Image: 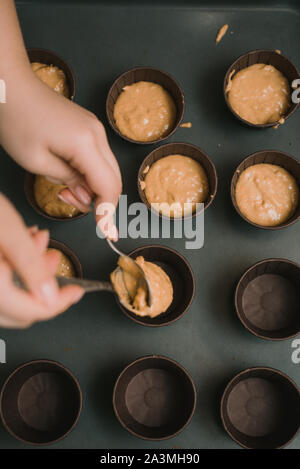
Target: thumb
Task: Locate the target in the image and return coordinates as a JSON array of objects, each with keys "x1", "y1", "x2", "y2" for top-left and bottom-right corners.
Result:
[{"x1": 0, "y1": 194, "x2": 59, "y2": 306}]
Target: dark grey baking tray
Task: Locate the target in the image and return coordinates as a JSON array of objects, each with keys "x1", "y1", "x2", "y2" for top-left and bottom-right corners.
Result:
[{"x1": 0, "y1": 0, "x2": 299, "y2": 449}]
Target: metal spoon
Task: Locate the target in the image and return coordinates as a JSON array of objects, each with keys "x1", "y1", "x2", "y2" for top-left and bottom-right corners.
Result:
[
  {"x1": 13, "y1": 273, "x2": 114, "y2": 293},
  {"x1": 106, "y1": 239, "x2": 153, "y2": 307},
  {"x1": 13, "y1": 246, "x2": 153, "y2": 314}
]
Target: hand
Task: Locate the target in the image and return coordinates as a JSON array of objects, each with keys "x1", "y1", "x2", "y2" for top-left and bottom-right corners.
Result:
[
  {"x1": 0, "y1": 193, "x2": 84, "y2": 328},
  {"x1": 0, "y1": 64, "x2": 122, "y2": 240}
]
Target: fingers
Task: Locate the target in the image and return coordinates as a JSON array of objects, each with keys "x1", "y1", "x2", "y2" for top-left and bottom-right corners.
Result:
[
  {"x1": 0, "y1": 258, "x2": 84, "y2": 327},
  {"x1": 45, "y1": 249, "x2": 61, "y2": 275},
  {"x1": 94, "y1": 123, "x2": 122, "y2": 186},
  {"x1": 95, "y1": 195, "x2": 119, "y2": 241},
  {"x1": 58, "y1": 187, "x2": 92, "y2": 213},
  {"x1": 40, "y1": 153, "x2": 93, "y2": 211},
  {"x1": 31, "y1": 229, "x2": 49, "y2": 253},
  {"x1": 0, "y1": 194, "x2": 58, "y2": 306}
]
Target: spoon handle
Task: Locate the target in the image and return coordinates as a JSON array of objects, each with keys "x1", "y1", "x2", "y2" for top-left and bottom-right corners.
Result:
[
  {"x1": 13, "y1": 273, "x2": 114, "y2": 294},
  {"x1": 56, "y1": 276, "x2": 114, "y2": 293},
  {"x1": 106, "y1": 238, "x2": 124, "y2": 257}
]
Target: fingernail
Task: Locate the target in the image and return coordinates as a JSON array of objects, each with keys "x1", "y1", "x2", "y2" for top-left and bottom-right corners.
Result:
[
  {"x1": 73, "y1": 185, "x2": 92, "y2": 206},
  {"x1": 35, "y1": 279, "x2": 58, "y2": 305},
  {"x1": 29, "y1": 225, "x2": 39, "y2": 234},
  {"x1": 57, "y1": 193, "x2": 70, "y2": 205},
  {"x1": 73, "y1": 288, "x2": 84, "y2": 304}
]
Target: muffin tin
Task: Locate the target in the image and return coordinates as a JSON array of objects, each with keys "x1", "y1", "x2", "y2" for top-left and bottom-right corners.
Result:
[{"x1": 0, "y1": 0, "x2": 299, "y2": 449}]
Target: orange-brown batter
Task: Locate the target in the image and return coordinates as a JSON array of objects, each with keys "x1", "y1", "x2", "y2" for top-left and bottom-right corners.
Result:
[
  {"x1": 34, "y1": 175, "x2": 80, "y2": 218},
  {"x1": 111, "y1": 255, "x2": 173, "y2": 318},
  {"x1": 235, "y1": 163, "x2": 299, "y2": 226},
  {"x1": 142, "y1": 154, "x2": 209, "y2": 217},
  {"x1": 226, "y1": 64, "x2": 290, "y2": 124},
  {"x1": 31, "y1": 62, "x2": 69, "y2": 97},
  {"x1": 216, "y1": 24, "x2": 229, "y2": 43},
  {"x1": 47, "y1": 248, "x2": 76, "y2": 277},
  {"x1": 113, "y1": 81, "x2": 176, "y2": 141}
]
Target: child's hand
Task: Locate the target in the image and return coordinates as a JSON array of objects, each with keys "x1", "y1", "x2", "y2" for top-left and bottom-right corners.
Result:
[
  {"x1": 0, "y1": 66, "x2": 122, "y2": 240},
  {"x1": 0, "y1": 194, "x2": 84, "y2": 328}
]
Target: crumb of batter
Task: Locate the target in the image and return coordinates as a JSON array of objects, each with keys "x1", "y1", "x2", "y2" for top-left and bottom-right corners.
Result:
[
  {"x1": 143, "y1": 165, "x2": 150, "y2": 174},
  {"x1": 235, "y1": 163, "x2": 299, "y2": 226},
  {"x1": 31, "y1": 62, "x2": 69, "y2": 97},
  {"x1": 140, "y1": 180, "x2": 146, "y2": 190},
  {"x1": 113, "y1": 81, "x2": 176, "y2": 142},
  {"x1": 180, "y1": 122, "x2": 192, "y2": 128},
  {"x1": 216, "y1": 24, "x2": 229, "y2": 43}
]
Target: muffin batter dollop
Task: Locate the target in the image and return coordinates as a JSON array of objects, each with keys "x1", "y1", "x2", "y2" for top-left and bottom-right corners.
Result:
[
  {"x1": 111, "y1": 256, "x2": 173, "y2": 318},
  {"x1": 34, "y1": 175, "x2": 80, "y2": 218},
  {"x1": 47, "y1": 248, "x2": 76, "y2": 277},
  {"x1": 227, "y1": 63, "x2": 290, "y2": 125},
  {"x1": 143, "y1": 154, "x2": 209, "y2": 217},
  {"x1": 113, "y1": 81, "x2": 176, "y2": 141},
  {"x1": 235, "y1": 163, "x2": 299, "y2": 226},
  {"x1": 31, "y1": 62, "x2": 69, "y2": 97}
]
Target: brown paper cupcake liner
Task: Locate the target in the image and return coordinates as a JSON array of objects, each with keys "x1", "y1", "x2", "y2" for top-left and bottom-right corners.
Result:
[
  {"x1": 24, "y1": 172, "x2": 88, "y2": 222},
  {"x1": 235, "y1": 258, "x2": 300, "y2": 340},
  {"x1": 49, "y1": 238, "x2": 83, "y2": 279},
  {"x1": 27, "y1": 48, "x2": 76, "y2": 100},
  {"x1": 113, "y1": 355, "x2": 196, "y2": 440},
  {"x1": 221, "y1": 367, "x2": 300, "y2": 449},
  {"x1": 0, "y1": 359, "x2": 82, "y2": 445},
  {"x1": 138, "y1": 142, "x2": 218, "y2": 218},
  {"x1": 231, "y1": 150, "x2": 300, "y2": 229},
  {"x1": 115, "y1": 244, "x2": 195, "y2": 327},
  {"x1": 224, "y1": 49, "x2": 300, "y2": 128},
  {"x1": 106, "y1": 67, "x2": 185, "y2": 144}
]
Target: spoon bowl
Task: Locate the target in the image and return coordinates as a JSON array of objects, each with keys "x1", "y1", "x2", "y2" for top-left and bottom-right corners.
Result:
[{"x1": 106, "y1": 239, "x2": 153, "y2": 307}]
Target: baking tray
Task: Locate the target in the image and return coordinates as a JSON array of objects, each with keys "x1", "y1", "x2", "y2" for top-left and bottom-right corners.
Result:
[{"x1": 0, "y1": 0, "x2": 299, "y2": 449}]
